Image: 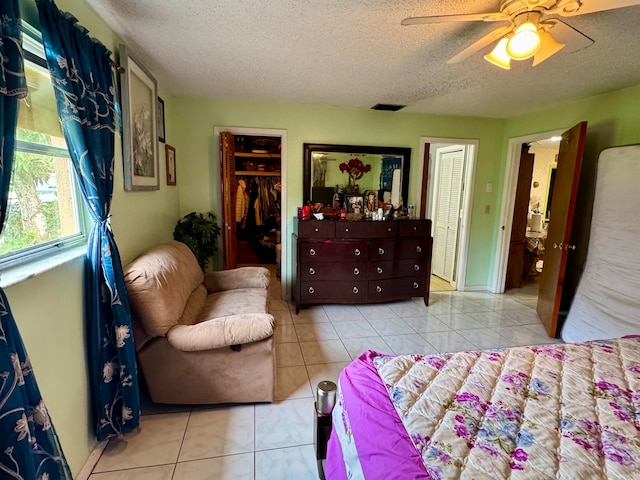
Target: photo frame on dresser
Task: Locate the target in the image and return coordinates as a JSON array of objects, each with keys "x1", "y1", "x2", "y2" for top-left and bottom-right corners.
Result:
[
  {"x1": 363, "y1": 190, "x2": 378, "y2": 216},
  {"x1": 346, "y1": 194, "x2": 363, "y2": 215}
]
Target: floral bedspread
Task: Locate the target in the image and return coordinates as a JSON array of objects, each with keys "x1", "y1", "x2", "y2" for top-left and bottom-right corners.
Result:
[{"x1": 373, "y1": 337, "x2": 640, "y2": 479}]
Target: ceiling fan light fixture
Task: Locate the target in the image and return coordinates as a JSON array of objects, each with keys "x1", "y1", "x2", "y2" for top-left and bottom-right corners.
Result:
[
  {"x1": 506, "y1": 22, "x2": 541, "y2": 60},
  {"x1": 532, "y1": 30, "x2": 565, "y2": 66},
  {"x1": 484, "y1": 37, "x2": 511, "y2": 70}
]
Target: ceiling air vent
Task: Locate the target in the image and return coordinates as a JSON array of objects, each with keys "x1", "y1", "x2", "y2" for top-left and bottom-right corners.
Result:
[{"x1": 371, "y1": 103, "x2": 406, "y2": 111}]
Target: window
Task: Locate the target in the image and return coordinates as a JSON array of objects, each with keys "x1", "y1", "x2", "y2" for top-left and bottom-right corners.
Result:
[{"x1": 0, "y1": 25, "x2": 86, "y2": 268}]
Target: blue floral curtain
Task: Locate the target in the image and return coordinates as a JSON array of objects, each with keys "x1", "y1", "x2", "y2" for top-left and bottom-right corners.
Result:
[
  {"x1": 36, "y1": 0, "x2": 140, "y2": 441},
  {"x1": 0, "y1": 1, "x2": 73, "y2": 478}
]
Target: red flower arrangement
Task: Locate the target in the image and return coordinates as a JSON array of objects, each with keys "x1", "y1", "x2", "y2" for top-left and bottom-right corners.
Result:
[{"x1": 339, "y1": 158, "x2": 372, "y2": 185}]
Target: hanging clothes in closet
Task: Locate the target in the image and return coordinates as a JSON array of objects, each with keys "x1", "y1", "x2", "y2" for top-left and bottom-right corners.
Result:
[{"x1": 235, "y1": 176, "x2": 280, "y2": 234}]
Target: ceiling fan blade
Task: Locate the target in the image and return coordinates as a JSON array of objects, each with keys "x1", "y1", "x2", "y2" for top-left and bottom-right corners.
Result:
[
  {"x1": 446, "y1": 25, "x2": 514, "y2": 64},
  {"x1": 548, "y1": 0, "x2": 640, "y2": 16},
  {"x1": 543, "y1": 19, "x2": 594, "y2": 54},
  {"x1": 401, "y1": 11, "x2": 508, "y2": 26}
]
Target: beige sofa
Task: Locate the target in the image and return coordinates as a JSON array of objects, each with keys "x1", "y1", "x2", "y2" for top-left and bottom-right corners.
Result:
[{"x1": 124, "y1": 240, "x2": 276, "y2": 404}]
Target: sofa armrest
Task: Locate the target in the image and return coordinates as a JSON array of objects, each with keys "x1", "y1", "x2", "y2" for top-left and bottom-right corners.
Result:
[
  {"x1": 166, "y1": 313, "x2": 275, "y2": 351},
  {"x1": 204, "y1": 266, "x2": 270, "y2": 293}
]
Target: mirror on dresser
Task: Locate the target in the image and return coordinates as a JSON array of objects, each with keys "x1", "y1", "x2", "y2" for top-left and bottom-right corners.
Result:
[{"x1": 303, "y1": 143, "x2": 411, "y2": 208}]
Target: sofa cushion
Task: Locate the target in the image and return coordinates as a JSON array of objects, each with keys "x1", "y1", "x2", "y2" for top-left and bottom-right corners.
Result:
[
  {"x1": 124, "y1": 241, "x2": 204, "y2": 337},
  {"x1": 204, "y1": 266, "x2": 270, "y2": 292},
  {"x1": 201, "y1": 287, "x2": 269, "y2": 318},
  {"x1": 166, "y1": 313, "x2": 275, "y2": 351}
]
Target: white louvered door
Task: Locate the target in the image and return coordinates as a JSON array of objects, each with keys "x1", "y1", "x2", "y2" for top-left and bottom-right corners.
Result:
[{"x1": 432, "y1": 147, "x2": 464, "y2": 282}]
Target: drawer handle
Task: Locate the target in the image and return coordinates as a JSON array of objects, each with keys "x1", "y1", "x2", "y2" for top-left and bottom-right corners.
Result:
[
  {"x1": 416, "y1": 246, "x2": 422, "y2": 253},
  {"x1": 345, "y1": 228, "x2": 349, "y2": 232},
  {"x1": 354, "y1": 248, "x2": 361, "y2": 256},
  {"x1": 378, "y1": 247, "x2": 385, "y2": 255},
  {"x1": 377, "y1": 266, "x2": 383, "y2": 274},
  {"x1": 353, "y1": 267, "x2": 360, "y2": 275},
  {"x1": 314, "y1": 227, "x2": 319, "y2": 232},
  {"x1": 387, "y1": 227, "x2": 392, "y2": 232},
  {"x1": 376, "y1": 285, "x2": 382, "y2": 293},
  {"x1": 414, "y1": 264, "x2": 420, "y2": 271},
  {"x1": 352, "y1": 286, "x2": 359, "y2": 294},
  {"x1": 413, "y1": 226, "x2": 417, "y2": 231},
  {"x1": 309, "y1": 267, "x2": 316, "y2": 275},
  {"x1": 309, "y1": 286, "x2": 315, "y2": 294},
  {"x1": 413, "y1": 282, "x2": 419, "y2": 289},
  {"x1": 309, "y1": 248, "x2": 316, "y2": 256}
]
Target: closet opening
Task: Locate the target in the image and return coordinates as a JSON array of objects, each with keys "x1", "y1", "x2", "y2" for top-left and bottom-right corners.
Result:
[{"x1": 217, "y1": 127, "x2": 288, "y2": 300}]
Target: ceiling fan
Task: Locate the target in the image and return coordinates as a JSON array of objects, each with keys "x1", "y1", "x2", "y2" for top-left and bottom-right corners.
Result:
[{"x1": 402, "y1": 0, "x2": 640, "y2": 69}]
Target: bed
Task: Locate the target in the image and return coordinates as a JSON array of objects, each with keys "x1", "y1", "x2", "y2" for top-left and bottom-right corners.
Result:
[{"x1": 325, "y1": 339, "x2": 640, "y2": 479}]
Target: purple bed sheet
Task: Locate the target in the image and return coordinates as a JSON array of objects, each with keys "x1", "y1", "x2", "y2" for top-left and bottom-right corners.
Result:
[{"x1": 325, "y1": 350, "x2": 428, "y2": 479}]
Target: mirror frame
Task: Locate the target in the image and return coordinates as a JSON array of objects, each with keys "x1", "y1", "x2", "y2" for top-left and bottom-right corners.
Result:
[{"x1": 302, "y1": 143, "x2": 411, "y2": 206}]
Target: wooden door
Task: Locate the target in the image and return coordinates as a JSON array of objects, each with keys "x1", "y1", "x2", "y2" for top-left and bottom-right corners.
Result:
[
  {"x1": 537, "y1": 122, "x2": 587, "y2": 337},
  {"x1": 419, "y1": 143, "x2": 430, "y2": 219},
  {"x1": 505, "y1": 147, "x2": 535, "y2": 289},
  {"x1": 220, "y1": 131, "x2": 237, "y2": 269},
  {"x1": 432, "y1": 147, "x2": 464, "y2": 281}
]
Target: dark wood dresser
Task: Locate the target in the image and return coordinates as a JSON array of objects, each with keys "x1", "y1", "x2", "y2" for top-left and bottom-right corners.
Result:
[{"x1": 293, "y1": 218, "x2": 432, "y2": 313}]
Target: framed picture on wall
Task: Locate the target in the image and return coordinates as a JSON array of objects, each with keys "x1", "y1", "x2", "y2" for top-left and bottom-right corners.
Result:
[
  {"x1": 157, "y1": 96, "x2": 166, "y2": 143},
  {"x1": 120, "y1": 44, "x2": 159, "y2": 191},
  {"x1": 166, "y1": 144, "x2": 176, "y2": 186}
]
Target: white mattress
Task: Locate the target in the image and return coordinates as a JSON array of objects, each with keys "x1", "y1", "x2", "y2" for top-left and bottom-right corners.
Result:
[{"x1": 562, "y1": 145, "x2": 640, "y2": 342}]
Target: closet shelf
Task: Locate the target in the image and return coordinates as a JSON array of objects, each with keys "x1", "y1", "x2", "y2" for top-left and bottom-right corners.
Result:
[
  {"x1": 235, "y1": 171, "x2": 281, "y2": 177},
  {"x1": 235, "y1": 152, "x2": 281, "y2": 159}
]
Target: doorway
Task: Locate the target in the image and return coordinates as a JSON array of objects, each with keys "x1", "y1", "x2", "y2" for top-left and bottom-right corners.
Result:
[
  {"x1": 419, "y1": 138, "x2": 477, "y2": 292},
  {"x1": 494, "y1": 122, "x2": 588, "y2": 339},
  {"x1": 504, "y1": 140, "x2": 560, "y2": 291},
  {"x1": 493, "y1": 129, "x2": 565, "y2": 294},
  {"x1": 214, "y1": 127, "x2": 288, "y2": 300}
]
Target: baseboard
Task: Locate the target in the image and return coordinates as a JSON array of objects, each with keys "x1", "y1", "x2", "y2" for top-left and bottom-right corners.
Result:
[
  {"x1": 458, "y1": 285, "x2": 491, "y2": 292},
  {"x1": 74, "y1": 439, "x2": 108, "y2": 480}
]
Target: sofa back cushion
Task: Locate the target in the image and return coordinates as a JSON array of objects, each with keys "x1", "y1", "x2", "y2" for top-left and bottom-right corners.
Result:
[{"x1": 124, "y1": 241, "x2": 204, "y2": 337}]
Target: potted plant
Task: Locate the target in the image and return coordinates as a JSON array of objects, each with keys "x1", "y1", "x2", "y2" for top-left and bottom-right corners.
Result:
[{"x1": 173, "y1": 212, "x2": 221, "y2": 271}]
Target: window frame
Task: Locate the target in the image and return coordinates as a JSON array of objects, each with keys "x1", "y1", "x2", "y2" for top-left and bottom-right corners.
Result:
[{"x1": 0, "y1": 22, "x2": 89, "y2": 271}]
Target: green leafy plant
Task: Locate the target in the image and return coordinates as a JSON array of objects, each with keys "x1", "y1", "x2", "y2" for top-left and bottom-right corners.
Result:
[{"x1": 173, "y1": 212, "x2": 221, "y2": 271}]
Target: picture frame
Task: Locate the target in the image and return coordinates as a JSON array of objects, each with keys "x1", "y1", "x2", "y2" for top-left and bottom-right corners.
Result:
[
  {"x1": 120, "y1": 44, "x2": 159, "y2": 191},
  {"x1": 346, "y1": 194, "x2": 364, "y2": 215},
  {"x1": 157, "y1": 96, "x2": 166, "y2": 143},
  {"x1": 363, "y1": 190, "x2": 378, "y2": 216},
  {"x1": 166, "y1": 144, "x2": 176, "y2": 186}
]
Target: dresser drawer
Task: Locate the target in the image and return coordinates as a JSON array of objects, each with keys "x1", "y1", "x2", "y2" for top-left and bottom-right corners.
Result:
[
  {"x1": 335, "y1": 221, "x2": 397, "y2": 239},
  {"x1": 300, "y1": 261, "x2": 368, "y2": 281},
  {"x1": 367, "y1": 276, "x2": 426, "y2": 301},
  {"x1": 368, "y1": 238, "x2": 428, "y2": 261},
  {"x1": 299, "y1": 241, "x2": 368, "y2": 263},
  {"x1": 368, "y1": 260, "x2": 427, "y2": 279},
  {"x1": 398, "y1": 220, "x2": 431, "y2": 237},
  {"x1": 300, "y1": 281, "x2": 368, "y2": 303},
  {"x1": 296, "y1": 220, "x2": 336, "y2": 238}
]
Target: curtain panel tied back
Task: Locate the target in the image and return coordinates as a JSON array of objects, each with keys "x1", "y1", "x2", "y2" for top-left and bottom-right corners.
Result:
[
  {"x1": 36, "y1": 0, "x2": 140, "y2": 441},
  {"x1": 0, "y1": 1, "x2": 72, "y2": 478}
]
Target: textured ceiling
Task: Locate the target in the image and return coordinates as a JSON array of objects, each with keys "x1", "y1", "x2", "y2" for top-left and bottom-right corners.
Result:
[{"x1": 84, "y1": 0, "x2": 640, "y2": 118}]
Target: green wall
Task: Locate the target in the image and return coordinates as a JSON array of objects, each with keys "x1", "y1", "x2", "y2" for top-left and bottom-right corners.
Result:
[{"x1": 172, "y1": 98, "x2": 506, "y2": 292}]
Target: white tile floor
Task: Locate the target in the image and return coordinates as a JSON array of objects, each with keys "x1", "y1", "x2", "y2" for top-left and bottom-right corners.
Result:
[{"x1": 88, "y1": 277, "x2": 560, "y2": 479}]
